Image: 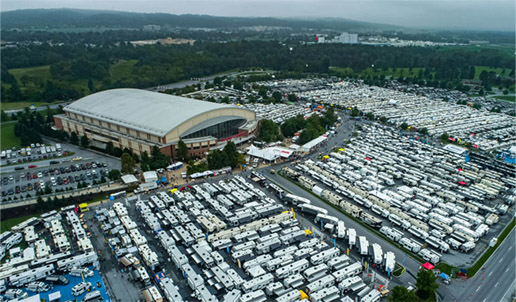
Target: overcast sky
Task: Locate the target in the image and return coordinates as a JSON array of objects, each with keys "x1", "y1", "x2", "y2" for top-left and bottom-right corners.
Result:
[{"x1": 2, "y1": 0, "x2": 515, "y2": 31}]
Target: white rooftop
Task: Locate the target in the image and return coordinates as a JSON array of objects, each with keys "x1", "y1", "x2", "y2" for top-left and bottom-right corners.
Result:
[{"x1": 64, "y1": 88, "x2": 239, "y2": 137}]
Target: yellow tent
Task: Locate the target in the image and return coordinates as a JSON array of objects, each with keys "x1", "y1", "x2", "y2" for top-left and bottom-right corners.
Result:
[
  {"x1": 338, "y1": 148, "x2": 345, "y2": 152},
  {"x1": 304, "y1": 229, "x2": 313, "y2": 236},
  {"x1": 237, "y1": 103, "x2": 241, "y2": 106},
  {"x1": 169, "y1": 188, "x2": 178, "y2": 194}
]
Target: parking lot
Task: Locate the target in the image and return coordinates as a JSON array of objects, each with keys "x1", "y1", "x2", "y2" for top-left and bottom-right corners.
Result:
[
  {"x1": 283, "y1": 122, "x2": 514, "y2": 267},
  {"x1": 1, "y1": 141, "x2": 121, "y2": 202},
  {"x1": 87, "y1": 173, "x2": 401, "y2": 302}
]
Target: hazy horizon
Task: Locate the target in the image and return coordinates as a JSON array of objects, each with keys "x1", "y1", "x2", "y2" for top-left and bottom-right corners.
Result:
[{"x1": 2, "y1": 0, "x2": 515, "y2": 32}]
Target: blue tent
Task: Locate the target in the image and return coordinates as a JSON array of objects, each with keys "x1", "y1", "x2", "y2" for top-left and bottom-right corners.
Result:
[{"x1": 440, "y1": 272, "x2": 450, "y2": 280}]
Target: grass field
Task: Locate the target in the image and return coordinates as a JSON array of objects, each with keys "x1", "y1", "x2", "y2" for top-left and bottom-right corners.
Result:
[
  {"x1": 10, "y1": 65, "x2": 52, "y2": 89},
  {"x1": 0, "y1": 214, "x2": 40, "y2": 233},
  {"x1": 493, "y1": 95, "x2": 516, "y2": 102},
  {"x1": 110, "y1": 59, "x2": 138, "y2": 82},
  {"x1": 474, "y1": 66, "x2": 512, "y2": 79},
  {"x1": 1, "y1": 123, "x2": 20, "y2": 149}
]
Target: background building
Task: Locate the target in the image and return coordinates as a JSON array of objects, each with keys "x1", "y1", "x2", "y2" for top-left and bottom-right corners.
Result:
[
  {"x1": 333, "y1": 32, "x2": 358, "y2": 44},
  {"x1": 54, "y1": 89, "x2": 257, "y2": 158}
]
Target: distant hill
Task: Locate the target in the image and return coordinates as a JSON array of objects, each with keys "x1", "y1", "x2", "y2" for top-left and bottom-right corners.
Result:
[{"x1": 0, "y1": 8, "x2": 404, "y2": 32}]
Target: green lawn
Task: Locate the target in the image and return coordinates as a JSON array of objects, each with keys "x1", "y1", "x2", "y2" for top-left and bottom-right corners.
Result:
[
  {"x1": 1, "y1": 123, "x2": 20, "y2": 149},
  {"x1": 110, "y1": 59, "x2": 138, "y2": 82},
  {"x1": 493, "y1": 95, "x2": 516, "y2": 102},
  {"x1": 0, "y1": 214, "x2": 40, "y2": 233},
  {"x1": 10, "y1": 65, "x2": 52, "y2": 90},
  {"x1": 474, "y1": 66, "x2": 511, "y2": 79}
]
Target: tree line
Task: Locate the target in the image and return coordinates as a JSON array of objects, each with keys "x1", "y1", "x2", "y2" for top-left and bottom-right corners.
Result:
[{"x1": 2, "y1": 40, "x2": 514, "y2": 103}]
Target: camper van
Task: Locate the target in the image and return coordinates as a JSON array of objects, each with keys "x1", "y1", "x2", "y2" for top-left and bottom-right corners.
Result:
[
  {"x1": 72, "y1": 282, "x2": 92, "y2": 296},
  {"x1": 82, "y1": 290, "x2": 102, "y2": 301}
]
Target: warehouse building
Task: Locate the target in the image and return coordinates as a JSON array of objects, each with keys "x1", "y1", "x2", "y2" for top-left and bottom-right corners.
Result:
[{"x1": 54, "y1": 89, "x2": 257, "y2": 157}]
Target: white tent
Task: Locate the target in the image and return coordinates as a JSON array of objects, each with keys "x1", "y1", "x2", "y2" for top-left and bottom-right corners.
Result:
[
  {"x1": 121, "y1": 174, "x2": 139, "y2": 184},
  {"x1": 300, "y1": 135, "x2": 327, "y2": 152},
  {"x1": 143, "y1": 171, "x2": 158, "y2": 183},
  {"x1": 247, "y1": 145, "x2": 278, "y2": 161}
]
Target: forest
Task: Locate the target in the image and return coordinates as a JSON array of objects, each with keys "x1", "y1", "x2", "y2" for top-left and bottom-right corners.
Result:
[{"x1": 2, "y1": 39, "x2": 514, "y2": 103}]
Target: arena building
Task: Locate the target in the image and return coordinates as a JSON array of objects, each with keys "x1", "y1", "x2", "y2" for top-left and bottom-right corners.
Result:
[{"x1": 54, "y1": 89, "x2": 257, "y2": 158}]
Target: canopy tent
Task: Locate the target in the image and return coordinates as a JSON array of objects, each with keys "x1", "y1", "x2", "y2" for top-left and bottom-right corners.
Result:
[
  {"x1": 300, "y1": 135, "x2": 327, "y2": 152},
  {"x1": 121, "y1": 174, "x2": 139, "y2": 184},
  {"x1": 246, "y1": 145, "x2": 295, "y2": 162},
  {"x1": 422, "y1": 262, "x2": 434, "y2": 270},
  {"x1": 443, "y1": 144, "x2": 467, "y2": 155},
  {"x1": 440, "y1": 272, "x2": 450, "y2": 280}
]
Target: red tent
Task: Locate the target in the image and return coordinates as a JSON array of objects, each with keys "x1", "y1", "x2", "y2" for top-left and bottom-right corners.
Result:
[
  {"x1": 364, "y1": 157, "x2": 371, "y2": 161},
  {"x1": 458, "y1": 181, "x2": 466, "y2": 186},
  {"x1": 422, "y1": 262, "x2": 434, "y2": 270}
]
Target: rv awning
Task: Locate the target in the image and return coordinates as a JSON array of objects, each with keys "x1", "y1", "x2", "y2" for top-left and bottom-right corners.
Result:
[
  {"x1": 49, "y1": 291, "x2": 62, "y2": 301},
  {"x1": 422, "y1": 262, "x2": 434, "y2": 270}
]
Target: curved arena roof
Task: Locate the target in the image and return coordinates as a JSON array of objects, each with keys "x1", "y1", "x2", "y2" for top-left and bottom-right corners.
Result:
[{"x1": 64, "y1": 88, "x2": 253, "y2": 137}]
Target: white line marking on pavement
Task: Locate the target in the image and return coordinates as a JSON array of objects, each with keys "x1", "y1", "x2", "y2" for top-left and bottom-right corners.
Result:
[
  {"x1": 509, "y1": 246, "x2": 513, "y2": 251},
  {"x1": 495, "y1": 282, "x2": 499, "y2": 288},
  {"x1": 488, "y1": 272, "x2": 493, "y2": 276},
  {"x1": 499, "y1": 257, "x2": 503, "y2": 263},
  {"x1": 506, "y1": 268, "x2": 510, "y2": 273},
  {"x1": 482, "y1": 299, "x2": 486, "y2": 302},
  {"x1": 476, "y1": 287, "x2": 480, "y2": 292}
]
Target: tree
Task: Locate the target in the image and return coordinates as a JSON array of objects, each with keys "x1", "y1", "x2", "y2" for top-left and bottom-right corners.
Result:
[
  {"x1": 36, "y1": 196, "x2": 45, "y2": 211},
  {"x1": 80, "y1": 135, "x2": 89, "y2": 148},
  {"x1": 379, "y1": 116, "x2": 387, "y2": 124},
  {"x1": 419, "y1": 128, "x2": 429, "y2": 135},
  {"x1": 389, "y1": 286, "x2": 418, "y2": 302},
  {"x1": 70, "y1": 131, "x2": 79, "y2": 145},
  {"x1": 272, "y1": 91, "x2": 283, "y2": 102},
  {"x1": 108, "y1": 169, "x2": 121, "y2": 181},
  {"x1": 105, "y1": 141, "x2": 114, "y2": 155},
  {"x1": 150, "y1": 145, "x2": 168, "y2": 170},
  {"x1": 416, "y1": 268, "x2": 439, "y2": 299},
  {"x1": 258, "y1": 119, "x2": 281, "y2": 143},
  {"x1": 400, "y1": 123, "x2": 409, "y2": 131},
  {"x1": 287, "y1": 94, "x2": 297, "y2": 102},
  {"x1": 121, "y1": 153, "x2": 136, "y2": 174},
  {"x1": 177, "y1": 140, "x2": 189, "y2": 162},
  {"x1": 88, "y1": 79, "x2": 94, "y2": 92},
  {"x1": 350, "y1": 107, "x2": 360, "y2": 117}
]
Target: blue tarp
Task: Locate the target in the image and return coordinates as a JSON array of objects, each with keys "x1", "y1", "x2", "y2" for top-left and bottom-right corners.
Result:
[
  {"x1": 27, "y1": 267, "x2": 110, "y2": 302},
  {"x1": 440, "y1": 272, "x2": 450, "y2": 279}
]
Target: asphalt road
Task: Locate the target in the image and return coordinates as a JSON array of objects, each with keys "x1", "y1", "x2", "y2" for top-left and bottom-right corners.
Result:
[
  {"x1": 4, "y1": 102, "x2": 68, "y2": 116},
  {"x1": 256, "y1": 113, "x2": 514, "y2": 301},
  {"x1": 439, "y1": 228, "x2": 516, "y2": 302}
]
